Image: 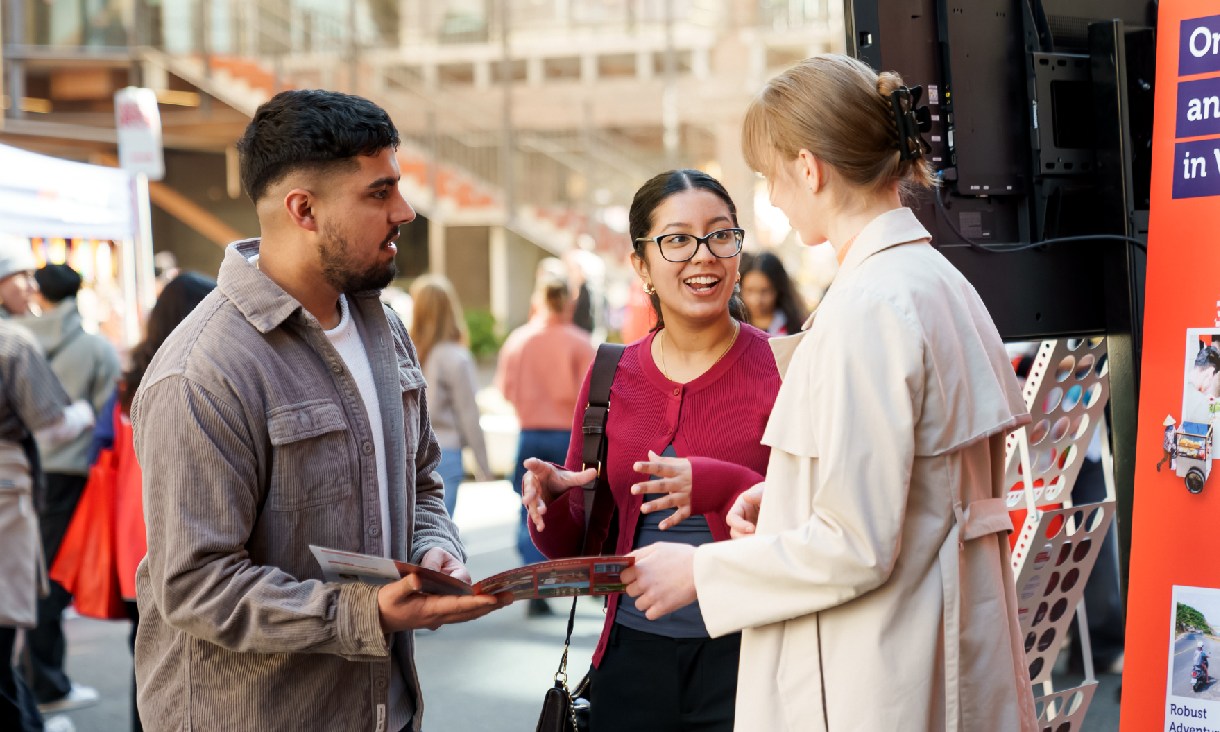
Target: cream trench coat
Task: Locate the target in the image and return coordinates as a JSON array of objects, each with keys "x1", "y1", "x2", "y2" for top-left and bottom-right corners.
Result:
[{"x1": 695, "y1": 208, "x2": 1038, "y2": 732}]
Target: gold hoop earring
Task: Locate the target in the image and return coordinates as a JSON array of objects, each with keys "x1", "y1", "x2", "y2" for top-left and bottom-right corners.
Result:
[{"x1": 643, "y1": 282, "x2": 656, "y2": 295}]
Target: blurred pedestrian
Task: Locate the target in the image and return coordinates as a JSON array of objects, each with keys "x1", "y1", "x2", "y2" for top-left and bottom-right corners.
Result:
[
  {"x1": 521, "y1": 169, "x2": 781, "y2": 731},
  {"x1": 739, "y1": 250, "x2": 806, "y2": 336},
  {"x1": 14, "y1": 264, "x2": 119, "y2": 715},
  {"x1": 0, "y1": 318, "x2": 93, "y2": 732},
  {"x1": 151, "y1": 251, "x2": 179, "y2": 298},
  {"x1": 85, "y1": 271, "x2": 216, "y2": 732},
  {"x1": 0, "y1": 236, "x2": 39, "y2": 318},
  {"x1": 131, "y1": 89, "x2": 509, "y2": 732},
  {"x1": 618, "y1": 271, "x2": 657, "y2": 344},
  {"x1": 623, "y1": 55, "x2": 1038, "y2": 730},
  {"x1": 495, "y1": 269, "x2": 595, "y2": 617},
  {"x1": 408, "y1": 274, "x2": 491, "y2": 517}
]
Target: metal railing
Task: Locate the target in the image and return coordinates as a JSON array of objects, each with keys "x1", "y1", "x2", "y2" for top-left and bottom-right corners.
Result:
[
  {"x1": 5, "y1": 0, "x2": 828, "y2": 220},
  {"x1": 401, "y1": 0, "x2": 724, "y2": 45}
]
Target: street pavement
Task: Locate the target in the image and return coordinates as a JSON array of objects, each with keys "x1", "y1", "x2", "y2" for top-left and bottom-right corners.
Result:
[{"x1": 47, "y1": 478, "x2": 1124, "y2": 731}]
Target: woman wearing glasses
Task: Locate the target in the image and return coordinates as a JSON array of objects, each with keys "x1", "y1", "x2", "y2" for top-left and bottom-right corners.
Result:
[
  {"x1": 622, "y1": 56, "x2": 1038, "y2": 731},
  {"x1": 521, "y1": 169, "x2": 781, "y2": 731}
]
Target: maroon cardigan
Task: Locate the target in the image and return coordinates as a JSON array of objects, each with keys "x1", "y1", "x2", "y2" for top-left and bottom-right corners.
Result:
[{"x1": 529, "y1": 323, "x2": 781, "y2": 665}]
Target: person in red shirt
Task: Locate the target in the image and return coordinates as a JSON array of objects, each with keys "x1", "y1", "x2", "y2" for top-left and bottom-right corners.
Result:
[
  {"x1": 519, "y1": 169, "x2": 781, "y2": 731},
  {"x1": 495, "y1": 268, "x2": 595, "y2": 616}
]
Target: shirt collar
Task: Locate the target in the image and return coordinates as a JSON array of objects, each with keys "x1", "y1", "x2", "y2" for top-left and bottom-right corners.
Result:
[{"x1": 218, "y1": 239, "x2": 307, "y2": 334}]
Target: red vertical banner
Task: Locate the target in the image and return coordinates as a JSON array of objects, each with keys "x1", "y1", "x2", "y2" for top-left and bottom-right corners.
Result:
[{"x1": 1123, "y1": 2, "x2": 1220, "y2": 728}]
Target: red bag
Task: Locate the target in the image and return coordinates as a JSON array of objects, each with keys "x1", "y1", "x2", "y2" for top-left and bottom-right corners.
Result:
[{"x1": 49, "y1": 439, "x2": 126, "y2": 620}]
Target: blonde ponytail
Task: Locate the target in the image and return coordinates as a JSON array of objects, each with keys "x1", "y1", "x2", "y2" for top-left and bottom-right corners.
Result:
[{"x1": 742, "y1": 54, "x2": 935, "y2": 197}]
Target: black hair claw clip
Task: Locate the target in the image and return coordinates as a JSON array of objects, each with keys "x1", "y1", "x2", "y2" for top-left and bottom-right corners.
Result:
[{"x1": 890, "y1": 85, "x2": 932, "y2": 161}]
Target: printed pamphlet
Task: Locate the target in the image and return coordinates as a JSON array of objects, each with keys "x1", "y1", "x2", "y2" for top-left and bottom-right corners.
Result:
[{"x1": 309, "y1": 545, "x2": 633, "y2": 600}]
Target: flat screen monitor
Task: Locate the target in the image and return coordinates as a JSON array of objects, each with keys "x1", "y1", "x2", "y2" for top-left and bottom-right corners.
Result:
[{"x1": 845, "y1": 0, "x2": 1155, "y2": 339}]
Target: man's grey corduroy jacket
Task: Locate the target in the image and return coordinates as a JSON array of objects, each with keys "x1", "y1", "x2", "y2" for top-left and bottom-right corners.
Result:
[{"x1": 132, "y1": 240, "x2": 464, "y2": 732}]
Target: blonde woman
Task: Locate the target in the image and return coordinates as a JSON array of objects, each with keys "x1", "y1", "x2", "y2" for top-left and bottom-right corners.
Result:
[
  {"x1": 409, "y1": 275, "x2": 492, "y2": 516},
  {"x1": 623, "y1": 55, "x2": 1038, "y2": 730}
]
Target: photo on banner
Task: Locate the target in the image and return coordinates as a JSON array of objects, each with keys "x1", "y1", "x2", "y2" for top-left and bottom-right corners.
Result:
[{"x1": 1166, "y1": 586, "x2": 1220, "y2": 704}]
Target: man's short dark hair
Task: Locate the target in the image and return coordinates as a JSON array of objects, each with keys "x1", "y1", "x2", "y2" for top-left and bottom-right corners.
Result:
[{"x1": 236, "y1": 89, "x2": 400, "y2": 203}]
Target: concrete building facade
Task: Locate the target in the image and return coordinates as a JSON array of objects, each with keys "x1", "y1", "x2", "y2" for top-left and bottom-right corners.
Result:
[{"x1": 1, "y1": 0, "x2": 842, "y2": 336}]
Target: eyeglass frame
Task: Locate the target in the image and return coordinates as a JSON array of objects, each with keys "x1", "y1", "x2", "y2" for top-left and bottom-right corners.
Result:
[{"x1": 633, "y1": 227, "x2": 746, "y2": 263}]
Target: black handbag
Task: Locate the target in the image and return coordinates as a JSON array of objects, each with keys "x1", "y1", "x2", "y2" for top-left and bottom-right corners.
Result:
[
  {"x1": 535, "y1": 599, "x2": 592, "y2": 732},
  {"x1": 535, "y1": 343, "x2": 624, "y2": 732}
]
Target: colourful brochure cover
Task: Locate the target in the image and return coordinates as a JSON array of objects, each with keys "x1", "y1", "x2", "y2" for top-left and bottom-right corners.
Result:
[{"x1": 309, "y1": 545, "x2": 633, "y2": 600}]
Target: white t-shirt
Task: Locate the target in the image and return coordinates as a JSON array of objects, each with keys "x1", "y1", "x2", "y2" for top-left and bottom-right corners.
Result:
[{"x1": 323, "y1": 295, "x2": 409, "y2": 731}]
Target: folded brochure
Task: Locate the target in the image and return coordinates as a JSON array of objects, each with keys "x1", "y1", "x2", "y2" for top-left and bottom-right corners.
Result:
[{"x1": 309, "y1": 545, "x2": 634, "y2": 600}]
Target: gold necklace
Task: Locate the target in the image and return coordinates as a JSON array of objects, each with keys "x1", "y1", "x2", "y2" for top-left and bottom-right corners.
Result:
[{"x1": 659, "y1": 321, "x2": 741, "y2": 382}]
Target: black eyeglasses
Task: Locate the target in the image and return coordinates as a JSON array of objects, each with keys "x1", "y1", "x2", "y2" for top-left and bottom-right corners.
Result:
[{"x1": 634, "y1": 228, "x2": 745, "y2": 263}]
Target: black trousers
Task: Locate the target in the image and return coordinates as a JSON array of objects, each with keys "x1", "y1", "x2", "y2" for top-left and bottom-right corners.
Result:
[
  {"x1": 21, "y1": 473, "x2": 87, "y2": 704},
  {"x1": 1, "y1": 627, "x2": 44, "y2": 732},
  {"x1": 589, "y1": 624, "x2": 740, "y2": 732}
]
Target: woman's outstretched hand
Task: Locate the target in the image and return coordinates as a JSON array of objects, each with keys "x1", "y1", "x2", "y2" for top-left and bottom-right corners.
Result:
[
  {"x1": 521, "y1": 457, "x2": 597, "y2": 532},
  {"x1": 632, "y1": 451, "x2": 694, "y2": 530}
]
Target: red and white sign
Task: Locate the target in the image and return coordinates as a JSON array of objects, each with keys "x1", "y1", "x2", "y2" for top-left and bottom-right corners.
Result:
[
  {"x1": 114, "y1": 87, "x2": 164, "y2": 180},
  {"x1": 1122, "y1": 2, "x2": 1220, "y2": 728}
]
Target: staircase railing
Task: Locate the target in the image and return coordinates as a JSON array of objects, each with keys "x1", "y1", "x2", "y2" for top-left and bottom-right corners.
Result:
[{"x1": 142, "y1": 0, "x2": 670, "y2": 220}]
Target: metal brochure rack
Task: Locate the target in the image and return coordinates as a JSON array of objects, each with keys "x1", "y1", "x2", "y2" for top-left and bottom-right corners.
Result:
[{"x1": 1004, "y1": 338, "x2": 1116, "y2": 729}]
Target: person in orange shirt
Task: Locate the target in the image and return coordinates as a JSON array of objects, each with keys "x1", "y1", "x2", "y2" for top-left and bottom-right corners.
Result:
[{"x1": 494, "y1": 271, "x2": 595, "y2": 616}]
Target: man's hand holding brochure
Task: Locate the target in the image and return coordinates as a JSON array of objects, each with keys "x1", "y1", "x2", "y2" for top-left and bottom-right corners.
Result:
[{"x1": 310, "y1": 545, "x2": 634, "y2": 601}]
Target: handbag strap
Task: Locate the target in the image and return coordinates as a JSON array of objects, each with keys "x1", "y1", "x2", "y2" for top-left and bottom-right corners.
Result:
[
  {"x1": 558, "y1": 343, "x2": 625, "y2": 673},
  {"x1": 581, "y1": 343, "x2": 626, "y2": 470},
  {"x1": 580, "y1": 343, "x2": 625, "y2": 549}
]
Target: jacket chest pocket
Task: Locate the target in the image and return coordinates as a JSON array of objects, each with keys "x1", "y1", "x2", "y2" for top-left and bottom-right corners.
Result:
[
  {"x1": 399, "y1": 364, "x2": 425, "y2": 458},
  {"x1": 266, "y1": 400, "x2": 353, "y2": 511}
]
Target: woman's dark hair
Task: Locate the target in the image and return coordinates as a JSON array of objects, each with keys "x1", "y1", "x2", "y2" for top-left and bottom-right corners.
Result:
[
  {"x1": 120, "y1": 271, "x2": 217, "y2": 412},
  {"x1": 237, "y1": 89, "x2": 400, "y2": 203},
  {"x1": 628, "y1": 169, "x2": 746, "y2": 330},
  {"x1": 740, "y1": 251, "x2": 807, "y2": 331}
]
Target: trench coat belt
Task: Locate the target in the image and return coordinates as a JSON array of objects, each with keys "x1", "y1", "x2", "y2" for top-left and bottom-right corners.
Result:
[{"x1": 939, "y1": 497, "x2": 1012, "y2": 732}]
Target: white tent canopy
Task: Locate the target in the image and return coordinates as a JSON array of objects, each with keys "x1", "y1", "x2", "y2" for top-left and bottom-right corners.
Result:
[{"x1": 0, "y1": 142, "x2": 135, "y2": 240}]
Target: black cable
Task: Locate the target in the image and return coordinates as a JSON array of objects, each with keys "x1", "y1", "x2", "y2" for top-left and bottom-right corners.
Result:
[
  {"x1": 933, "y1": 181, "x2": 989, "y2": 253},
  {"x1": 964, "y1": 234, "x2": 1148, "y2": 253},
  {"x1": 933, "y1": 179, "x2": 1148, "y2": 254}
]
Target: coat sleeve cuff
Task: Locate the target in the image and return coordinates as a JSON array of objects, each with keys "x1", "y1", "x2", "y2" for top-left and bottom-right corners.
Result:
[{"x1": 334, "y1": 582, "x2": 391, "y2": 660}]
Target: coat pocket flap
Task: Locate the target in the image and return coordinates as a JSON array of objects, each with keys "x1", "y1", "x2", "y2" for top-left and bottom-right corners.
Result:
[{"x1": 268, "y1": 401, "x2": 348, "y2": 446}]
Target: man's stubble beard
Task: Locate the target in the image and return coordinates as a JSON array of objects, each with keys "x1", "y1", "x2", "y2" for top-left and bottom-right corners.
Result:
[{"x1": 318, "y1": 225, "x2": 397, "y2": 294}]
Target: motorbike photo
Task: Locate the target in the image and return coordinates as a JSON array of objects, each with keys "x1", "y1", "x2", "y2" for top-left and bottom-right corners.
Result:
[{"x1": 1192, "y1": 652, "x2": 1210, "y2": 692}]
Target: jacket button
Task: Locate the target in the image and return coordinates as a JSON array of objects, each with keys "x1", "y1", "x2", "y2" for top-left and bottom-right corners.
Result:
[
  {"x1": 368, "y1": 525, "x2": 381, "y2": 538},
  {"x1": 362, "y1": 442, "x2": 374, "y2": 455},
  {"x1": 331, "y1": 363, "x2": 343, "y2": 373},
  {"x1": 374, "y1": 677, "x2": 387, "y2": 692},
  {"x1": 672, "y1": 388, "x2": 680, "y2": 396}
]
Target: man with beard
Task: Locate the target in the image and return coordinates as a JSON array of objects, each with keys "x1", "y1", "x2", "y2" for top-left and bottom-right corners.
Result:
[{"x1": 130, "y1": 90, "x2": 511, "y2": 732}]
